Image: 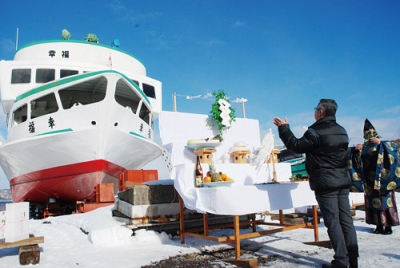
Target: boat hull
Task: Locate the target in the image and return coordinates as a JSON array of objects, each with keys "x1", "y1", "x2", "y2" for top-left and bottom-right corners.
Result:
[
  {"x1": 0, "y1": 126, "x2": 161, "y2": 202},
  {"x1": 10, "y1": 159, "x2": 123, "y2": 203}
]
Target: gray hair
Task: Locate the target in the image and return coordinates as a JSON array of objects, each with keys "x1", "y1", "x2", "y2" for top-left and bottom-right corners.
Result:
[{"x1": 317, "y1": 99, "x2": 337, "y2": 116}]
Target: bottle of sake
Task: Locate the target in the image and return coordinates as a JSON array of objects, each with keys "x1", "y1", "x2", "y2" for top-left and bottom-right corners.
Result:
[{"x1": 195, "y1": 156, "x2": 203, "y2": 187}]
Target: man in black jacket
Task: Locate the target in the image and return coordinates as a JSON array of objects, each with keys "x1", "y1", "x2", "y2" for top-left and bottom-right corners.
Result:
[{"x1": 273, "y1": 99, "x2": 358, "y2": 268}]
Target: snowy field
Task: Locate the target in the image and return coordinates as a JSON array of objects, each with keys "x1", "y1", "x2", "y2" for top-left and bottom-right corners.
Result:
[{"x1": 0, "y1": 196, "x2": 399, "y2": 268}]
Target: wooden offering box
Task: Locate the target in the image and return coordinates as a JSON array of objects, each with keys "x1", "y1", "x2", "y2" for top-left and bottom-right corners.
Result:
[
  {"x1": 194, "y1": 148, "x2": 216, "y2": 164},
  {"x1": 230, "y1": 150, "x2": 251, "y2": 164}
]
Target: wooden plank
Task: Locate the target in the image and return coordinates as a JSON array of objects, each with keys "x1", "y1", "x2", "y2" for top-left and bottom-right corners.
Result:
[
  {"x1": 0, "y1": 236, "x2": 44, "y2": 250},
  {"x1": 225, "y1": 258, "x2": 258, "y2": 268},
  {"x1": 185, "y1": 232, "x2": 225, "y2": 242},
  {"x1": 226, "y1": 223, "x2": 309, "y2": 241},
  {"x1": 124, "y1": 180, "x2": 144, "y2": 187}
]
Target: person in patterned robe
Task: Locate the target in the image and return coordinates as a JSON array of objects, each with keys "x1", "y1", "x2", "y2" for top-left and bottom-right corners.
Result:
[{"x1": 348, "y1": 119, "x2": 400, "y2": 234}]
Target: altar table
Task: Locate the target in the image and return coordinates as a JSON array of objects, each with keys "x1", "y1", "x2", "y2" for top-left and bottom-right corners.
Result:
[
  {"x1": 159, "y1": 111, "x2": 322, "y2": 262},
  {"x1": 177, "y1": 188, "x2": 320, "y2": 262},
  {"x1": 173, "y1": 164, "x2": 321, "y2": 262}
]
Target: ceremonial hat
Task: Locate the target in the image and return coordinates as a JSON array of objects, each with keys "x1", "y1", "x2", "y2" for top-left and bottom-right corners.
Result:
[{"x1": 363, "y1": 118, "x2": 375, "y2": 131}]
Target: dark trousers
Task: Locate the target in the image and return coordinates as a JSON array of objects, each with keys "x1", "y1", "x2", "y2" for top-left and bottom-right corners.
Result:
[{"x1": 315, "y1": 188, "x2": 359, "y2": 266}]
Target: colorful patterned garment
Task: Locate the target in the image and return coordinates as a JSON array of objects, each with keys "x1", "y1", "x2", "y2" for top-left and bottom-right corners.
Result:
[{"x1": 348, "y1": 141, "x2": 400, "y2": 227}]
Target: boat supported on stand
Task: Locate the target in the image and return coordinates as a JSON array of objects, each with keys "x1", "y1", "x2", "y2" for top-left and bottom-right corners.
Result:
[{"x1": 0, "y1": 35, "x2": 163, "y2": 217}]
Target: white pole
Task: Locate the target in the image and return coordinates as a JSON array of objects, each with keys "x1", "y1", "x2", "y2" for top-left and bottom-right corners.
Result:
[
  {"x1": 15, "y1": 28, "x2": 19, "y2": 51},
  {"x1": 173, "y1": 93, "x2": 177, "y2": 112}
]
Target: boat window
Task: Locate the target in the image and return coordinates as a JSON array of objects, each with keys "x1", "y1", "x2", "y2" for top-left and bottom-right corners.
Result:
[
  {"x1": 59, "y1": 76, "x2": 107, "y2": 109},
  {"x1": 139, "y1": 103, "x2": 151, "y2": 124},
  {"x1": 36, "y1": 69, "x2": 55, "y2": 83},
  {"x1": 31, "y1": 93, "x2": 59, "y2": 119},
  {"x1": 12, "y1": 104, "x2": 28, "y2": 126},
  {"x1": 131, "y1": 80, "x2": 139, "y2": 86},
  {"x1": 115, "y1": 79, "x2": 141, "y2": 114},
  {"x1": 11, "y1": 69, "x2": 31, "y2": 84},
  {"x1": 60, "y1": 69, "x2": 79, "y2": 78},
  {"x1": 143, "y1": 83, "x2": 156, "y2": 98}
]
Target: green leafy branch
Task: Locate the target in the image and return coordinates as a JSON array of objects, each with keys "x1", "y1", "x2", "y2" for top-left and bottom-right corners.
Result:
[
  {"x1": 208, "y1": 89, "x2": 236, "y2": 137},
  {"x1": 363, "y1": 131, "x2": 381, "y2": 145}
]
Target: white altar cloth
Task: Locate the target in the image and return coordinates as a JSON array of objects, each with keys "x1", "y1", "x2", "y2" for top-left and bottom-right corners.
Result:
[
  {"x1": 172, "y1": 162, "x2": 317, "y2": 215},
  {"x1": 195, "y1": 183, "x2": 316, "y2": 215},
  {"x1": 159, "y1": 111, "x2": 262, "y2": 166}
]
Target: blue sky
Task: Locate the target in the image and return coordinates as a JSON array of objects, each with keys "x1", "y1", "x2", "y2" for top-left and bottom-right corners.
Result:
[{"x1": 0, "y1": 0, "x2": 400, "y2": 188}]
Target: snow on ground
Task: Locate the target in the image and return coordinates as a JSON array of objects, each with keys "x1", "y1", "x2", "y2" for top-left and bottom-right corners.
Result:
[{"x1": 1, "y1": 198, "x2": 400, "y2": 268}]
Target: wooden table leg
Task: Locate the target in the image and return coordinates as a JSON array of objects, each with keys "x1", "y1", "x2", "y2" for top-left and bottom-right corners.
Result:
[
  {"x1": 178, "y1": 195, "x2": 185, "y2": 244},
  {"x1": 251, "y1": 213, "x2": 256, "y2": 232},
  {"x1": 203, "y1": 213, "x2": 209, "y2": 236},
  {"x1": 312, "y1": 205, "x2": 319, "y2": 241},
  {"x1": 303, "y1": 205, "x2": 331, "y2": 248},
  {"x1": 279, "y1": 209, "x2": 284, "y2": 225},
  {"x1": 234, "y1": 215, "x2": 241, "y2": 260}
]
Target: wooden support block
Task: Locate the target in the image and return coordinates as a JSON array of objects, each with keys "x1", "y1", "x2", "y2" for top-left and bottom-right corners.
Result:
[
  {"x1": 281, "y1": 217, "x2": 307, "y2": 225},
  {"x1": 225, "y1": 258, "x2": 258, "y2": 268},
  {"x1": 119, "y1": 170, "x2": 159, "y2": 191},
  {"x1": 270, "y1": 213, "x2": 320, "y2": 225},
  {"x1": 19, "y1": 244, "x2": 40, "y2": 265},
  {"x1": 96, "y1": 183, "x2": 115, "y2": 203},
  {"x1": 124, "y1": 181, "x2": 144, "y2": 189},
  {"x1": 280, "y1": 213, "x2": 304, "y2": 218}
]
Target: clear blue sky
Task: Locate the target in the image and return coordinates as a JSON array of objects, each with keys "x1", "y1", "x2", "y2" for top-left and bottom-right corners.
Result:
[{"x1": 1, "y1": 1, "x2": 400, "y2": 188}]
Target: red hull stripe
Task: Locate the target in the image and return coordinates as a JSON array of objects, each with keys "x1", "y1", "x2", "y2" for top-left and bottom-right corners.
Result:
[{"x1": 10, "y1": 159, "x2": 124, "y2": 186}]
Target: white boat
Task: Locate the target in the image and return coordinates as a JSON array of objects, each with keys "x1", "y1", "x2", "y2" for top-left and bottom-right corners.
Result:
[{"x1": 0, "y1": 36, "x2": 163, "y2": 204}]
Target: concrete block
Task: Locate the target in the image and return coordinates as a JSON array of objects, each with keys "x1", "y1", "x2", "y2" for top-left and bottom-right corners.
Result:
[
  {"x1": 115, "y1": 199, "x2": 181, "y2": 219},
  {"x1": 117, "y1": 184, "x2": 178, "y2": 205},
  {"x1": 118, "y1": 185, "x2": 148, "y2": 205},
  {"x1": 114, "y1": 199, "x2": 203, "y2": 223}
]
